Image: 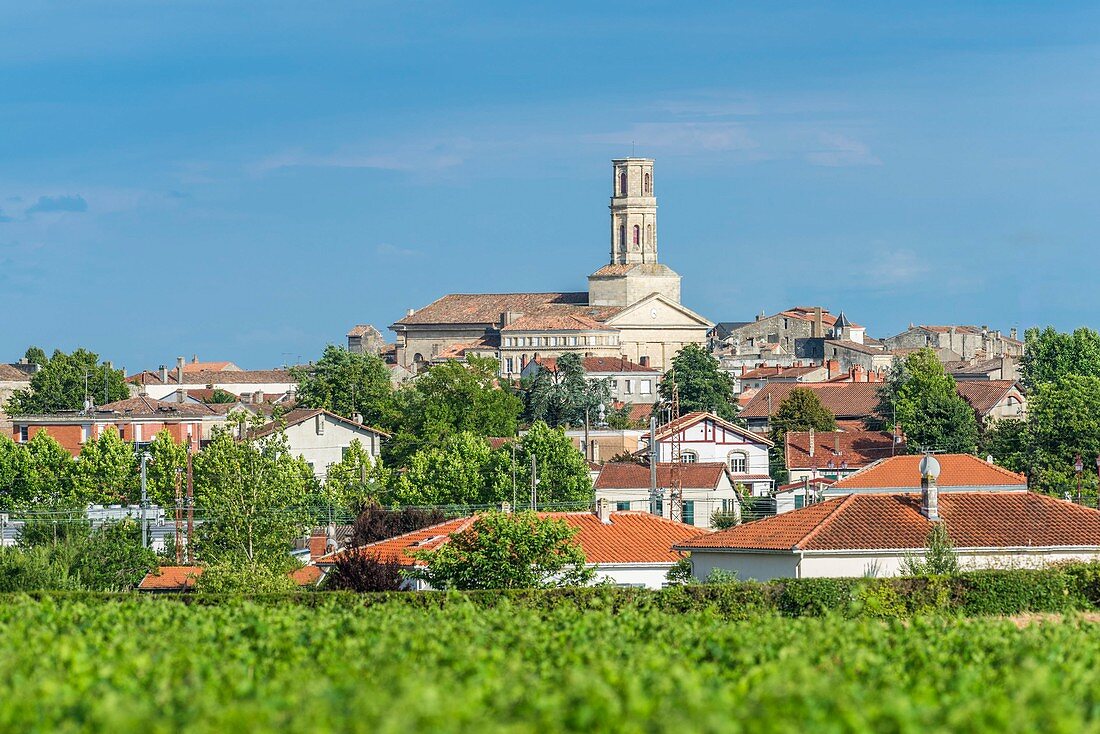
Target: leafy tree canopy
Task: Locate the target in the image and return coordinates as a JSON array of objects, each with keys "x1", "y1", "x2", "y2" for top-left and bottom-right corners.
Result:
[
  {"x1": 23, "y1": 346, "x2": 47, "y2": 367},
  {"x1": 1020, "y1": 326, "x2": 1100, "y2": 393},
  {"x1": 323, "y1": 439, "x2": 392, "y2": 514},
  {"x1": 350, "y1": 503, "x2": 447, "y2": 547},
  {"x1": 292, "y1": 345, "x2": 395, "y2": 427},
  {"x1": 144, "y1": 430, "x2": 188, "y2": 508},
  {"x1": 73, "y1": 427, "x2": 136, "y2": 505},
  {"x1": 516, "y1": 421, "x2": 594, "y2": 508},
  {"x1": 658, "y1": 344, "x2": 737, "y2": 421},
  {"x1": 769, "y1": 387, "x2": 837, "y2": 445},
  {"x1": 523, "y1": 354, "x2": 612, "y2": 428},
  {"x1": 5, "y1": 348, "x2": 128, "y2": 415},
  {"x1": 408, "y1": 511, "x2": 594, "y2": 590},
  {"x1": 385, "y1": 432, "x2": 512, "y2": 508},
  {"x1": 869, "y1": 348, "x2": 978, "y2": 454},
  {"x1": 1026, "y1": 374, "x2": 1100, "y2": 497}
]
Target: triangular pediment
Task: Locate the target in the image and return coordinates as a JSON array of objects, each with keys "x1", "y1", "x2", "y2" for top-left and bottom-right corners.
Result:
[{"x1": 604, "y1": 293, "x2": 713, "y2": 328}]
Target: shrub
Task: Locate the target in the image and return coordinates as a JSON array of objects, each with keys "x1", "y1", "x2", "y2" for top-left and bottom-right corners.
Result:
[
  {"x1": 776, "y1": 578, "x2": 855, "y2": 617},
  {"x1": 322, "y1": 553, "x2": 405, "y2": 592},
  {"x1": 350, "y1": 503, "x2": 447, "y2": 546}
]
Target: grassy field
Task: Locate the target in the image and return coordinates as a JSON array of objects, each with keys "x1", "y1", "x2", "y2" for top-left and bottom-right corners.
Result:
[{"x1": 2, "y1": 595, "x2": 1100, "y2": 732}]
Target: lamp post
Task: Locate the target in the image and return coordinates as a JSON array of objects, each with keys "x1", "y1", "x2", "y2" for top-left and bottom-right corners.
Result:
[
  {"x1": 139, "y1": 452, "x2": 151, "y2": 548},
  {"x1": 1075, "y1": 454, "x2": 1084, "y2": 505}
]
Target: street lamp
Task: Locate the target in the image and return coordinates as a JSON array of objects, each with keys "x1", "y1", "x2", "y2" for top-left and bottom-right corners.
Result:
[{"x1": 1075, "y1": 454, "x2": 1084, "y2": 505}]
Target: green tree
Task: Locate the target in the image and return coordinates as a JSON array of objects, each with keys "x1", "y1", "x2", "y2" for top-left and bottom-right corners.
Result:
[
  {"x1": 523, "y1": 354, "x2": 612, "y2": 428},
  {"x1": 517, "y1": 421, "x2": 593, "y2": 508},
  {"x1": 658, "y1": 344, "x2": 737, "y2": 421},
  {"x1": 144, "y1": 430, "x2": 188, "y2": 508},
  {"x1": 386, "y1": 432, "x2": 511, "y2": 508},
  {"x1": 1021, "y1": 326, "x2": 1100, "y2": 393},
  {"x1": 408, "y1": 511, "x2": 594, "y2": 590},
  {"x1": 192, "y1": 424, "x2": 313, "y2": 567},
  {"x1": 323, "y1": 439, "x2": 392, "y2": 513},
  {"x1": 768, "y1": 387, "x2": 837, "y2": 445},
  {"x1": 902, "y1": 522, "x2": 959, "y2": 576},
  {"x1": 69, "y1": 520, "x2": 157, "y2": 591},
  {"x1": 73, "y1": 427, "x2": 136, "y2": 504},
  {"x1": 5, "y1": 348, "x2": 128, "y2": 415},
  {"x1": 23, "y1": 346, "x2": 47, "y2": 367},
  {"x1": 869, "y1": 349, "x2": 978, "y2": 454},
  {"x1": 206, "y1": 388, "x2": 239, "y2": 404},
  {"x1": 978, "y1": 418, "x2": 1029, "y2": 474},
  {"x1": 386, "y1": 357, "x2": 522, "y2": 466},
  {"x1": 292, "y1": 345, "x2": 395, "y2": 426},
  {"x1": 193, "y1": 562, "x2": 299, "y2": 593},
  {"x1": 1026, "y1": 375, "x2": 1100, "y2": 497},
  {"x1": 23, "y1": 431, "x2": 77, "y2": 506},
  {"x1": 0, "y1": 436, "x2": 34, "y2": 510},
  {"x1": 6, "y1": 518, "x2": 155, "y2": 591}
]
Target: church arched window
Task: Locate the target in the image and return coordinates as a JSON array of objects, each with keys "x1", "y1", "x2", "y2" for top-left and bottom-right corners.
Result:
[
  {"x1": 619, "y1": 225, "x2": 626, "y2": 248},
  {"x1": 646, "y1": 224, "x2": 653, "y2": 245},
  {"x1": 632, "y1": 225, "x2": 640, "y2": 246},
  {"x1": 619, "y1": 170, "x2": 627, "y2": 195},
  {"x1": 644, "y1": 172, "x2": 651, "y2": 193}
]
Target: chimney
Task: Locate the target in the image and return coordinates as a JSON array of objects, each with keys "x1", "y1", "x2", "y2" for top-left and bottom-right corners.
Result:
[
  {"x1": 159, "y1": 365, "x2": 168, "y2": 383},
  {"x1": 500, "y1": 501, "x2": 512, "y2": 514},
  {"x1": 827, "y1": 359, "x2": 840, "y2": 378},
  {"x1": 834, "y1": 433, "x2": 840, "y2": 457},
  {"x1": 808, "y1": 427, "x2": 815, "y2": 458},
  {"x1": 176, "y1": 356, "x2": 185, "y2": 385},
  {"x1": 814, "y1": 307, "x2": 823, "y2": 338},
  {"x1": 853, "y1": 365, "x2": 865, "y2": 382},
  {"x1": 1010, "y1": 327, "x2": 1018, "y2": 341},
  {"x1": 639, "y1": 356, "x2": 650, "y2": 368},
  {"x1": 309, "y1": 530, "x2": 327, "y2": 562},
  {"x1": 919, "y1": 455, "x2": 941, "y2": 521},
  {"x1": 250, "y1": 390, "x2": 262, "y2": 404},
  {"x1": 595, "y1": 497, "x2": 612, "y2": 524},
  {"x1": 191, "y1": 354, "x2": 198, "y2": 364},
  {"x1": 406, "y1": 308, "x2": 415, "y2": 318},
  {"x1": 352, "y1": 412, "x2": 364, "y2": 425},
  {"x1": 176, "y1": 389, "x2": 187, "y2": 404}
]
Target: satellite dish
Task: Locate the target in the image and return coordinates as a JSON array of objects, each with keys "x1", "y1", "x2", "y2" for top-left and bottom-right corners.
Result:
[{"x1": 918, "y1": 455, "x2": 941, "y2": 480}]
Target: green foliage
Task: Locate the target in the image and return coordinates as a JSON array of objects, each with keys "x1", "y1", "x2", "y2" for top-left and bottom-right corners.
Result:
[
  {"x1": 516, "y1": 421, "x2": 593, "y2": 507},
  {"x1": 22, "y1": 346, "x2": 47, "y2": 366},
  {"x1": 193, "y1": 562, "x2": 300, "y2": 594},
  {"x1": 606, "y1": 402, "x2": 643, "y2": 429},
  {"x1": 292, "y1": 345, "x2": 395, "y2": 428},
  {"x1": 73, "y1": 427, "x2": 137, "y2": 504},
  {"x1": 409, "y1": 511, "x2": 595, "y2": 590},
  {"x1": 145, "y1": 430, "x2": 188, "y2": 508},
  {"x1": 901, "y1": 522, "x2": 960, "y2": 576},
  {"x1": 323, "y1": 439, "x2": 391, "y2": 513},
  {"x1": 1, "y1": 519, "x2": 154, "y2": 591},
  {"x1": 206, "y1": 388, "x2": 239, "y2": 404},
  {"x1": 386, "y1": 357, "x2": 522, "y2": 467},
  {"x1": 191, "y1": 423, "x2": 314, "y2": 566},
  {"x1": 4, "y1": 348, "x2": 128, "y2": 415},
  {"x1": 522, "y1": 353, "x2": 612, "y2": 428},
  {"x1": 1026, "y1": 374, "x2": 1100, "y2": 496},
  {"x1": 870, "y1": 348, "x2": 979, "y2": 453},
  {"x1": 68, "y1": 519, "x2": 158, "y2": 591},
  {"x1": 1021, "y1": 325, "x2": 1100, "y2": 392},
  {"x1": 386, "y1": 432, "x2": 511, "y2": 507},
  {"x1": 709, "y1": 509, "x2": 740, "y2": 530},
  {"x1": 768, "y1": 386, "x2": 837, "y2": 445},
  {"x1": 977, "y1": 417, "x2": 1029, "y2": 473},
  {"x1": 0, "y1": 435, "x2": 35, "y2": 510},
  {"x1": 23, "y1": 431, "x2": 78, "y2": 507},
  {"x1": 658, "y1": 344, "x2": 738, "y2": 421},
  {"x1": 664, "y1": 557, "x2": 695, "y2": 585}
]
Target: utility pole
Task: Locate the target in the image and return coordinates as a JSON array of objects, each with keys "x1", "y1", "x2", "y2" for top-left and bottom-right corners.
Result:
[
  {"x1": 649, "y1": 416, "x2": 659, "y2": 515},
  {"x1": 511, "y1": 443, "x2": 517, "y2": 510},
  {"x1": 530, "y1": 453, "x2": 538, "y2": 511},
  {"x1": 140, "y1": 453, "x2": 150, "y2": 548},
  {"x1": 174, "y1": 467, "x2": 183, "y2": 564},
  {"x1": 186, "y1": 450, "x2": 194, "y2": 564},
  {"x1": 583, "y1": 405, "x2": 590, "y2": 463}
]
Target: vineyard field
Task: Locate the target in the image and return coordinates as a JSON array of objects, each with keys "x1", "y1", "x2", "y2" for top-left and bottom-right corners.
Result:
[{"x1": 2, "y1": 596, "x2": 1100, "y2": 732}]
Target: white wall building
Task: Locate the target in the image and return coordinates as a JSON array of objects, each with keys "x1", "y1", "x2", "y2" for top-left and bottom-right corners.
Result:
[
  {"x1": 594, "y1": 462, "x2": 741, "y2": 529},
  {"x1": 647, "y1": 412, "x2": 773, "y2": 495},
  {"x1": 250, "y1": 408, "x2": 387, "y2": 481}
]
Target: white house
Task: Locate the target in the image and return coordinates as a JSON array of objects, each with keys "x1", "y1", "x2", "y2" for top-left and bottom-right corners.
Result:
[
  {"x1": 646, "y1": 412, "x2": 773, "y2": 495},
  {"x1": 594, "y1": 462, "x2": 741, "y2": 528},
  {"x1": 318, "y1": 503, "x2": 703, "y2": 590},
  {"x1": 249, "y1": 408, "x2": 388, "y2": 481},
  {"x1": 676, "y1": 455, "x2": 1100, "y2": 581}
]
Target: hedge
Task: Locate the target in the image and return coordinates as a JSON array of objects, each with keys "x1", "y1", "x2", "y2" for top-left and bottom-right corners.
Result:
[{"x1": 9, "y1": 562, "x2": 1100, "y2": 618}]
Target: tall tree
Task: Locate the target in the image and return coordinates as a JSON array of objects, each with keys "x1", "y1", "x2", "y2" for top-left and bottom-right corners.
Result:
[
  {"x1": 386, "y1": 432, "x2": 511, "y2": 508},
  {"x1": 22, "y1": 346, "x2": 47, "y2": 367},
  {"x1": 23, "y1": 431, "x2": 78, "y2": 507},
  {"x1": 1025, "y1": 375, "x2": 1100, "y2": 497},
  {"x1": 386, "y1": 357, "x2": 522, "y2": 466},
  {"x1": 523, "y1": 354, "x2": 612, "y2": 428},
  {"x1": 192, "y1": 424, "x2": 313, "y2": 567},
  {"x1": 768, "y1": 387, "x2": 837, "y2": 445},
  {"x1": 408, "y1": 511, "x2": 594, "y2": 590},
  {"x1": 292, "y1": 345, "x2": 395, "y2": 427},
  {"x1": 323, "y1": 438, "x2": 392, "y2": 513},
  {"x1": 978, "y1": 418, "x2": 1029, "y2": 474},
  {"x1": 73, "y1": 427, "x2": 137, "y2": 504},
  {"x1": 5, "y1": 348, "x2": 129, "y2": 415},
  {"x1": 869, "y1": 349, "x2": 978, "y2": 454},
  {"x1": 516, "y1": 421, "x2": 594, "y2": 508},
  {"x1": 144, "y1": 430, "x2": 188, "y2": 508},
  {"x1": 658, "y1": 344, "x2": 737, "y2": 421},
  {"x1": 1020, "y1": 326, "x2": 1100, "y2": 393},
  {"x1": 0, "y1": 436, "x2": 34, "y2": 511}
]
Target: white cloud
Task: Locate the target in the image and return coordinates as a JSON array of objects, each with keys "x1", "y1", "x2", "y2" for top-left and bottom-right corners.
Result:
[
  {"x1": 805, "y1": 132, "x2": 882, "y2": 167},
  {"x1": 862, "y1": 249, "x2": 929, "y2": 287},
  {"x1": 587, "y1": 122, "x2": 759, "y2": 155},
  {"x1": 375, "y1": 242, "x2": 421, "y2": 258}
]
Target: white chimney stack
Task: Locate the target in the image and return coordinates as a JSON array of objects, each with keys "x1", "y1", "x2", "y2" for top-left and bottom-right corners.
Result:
[
  {"x1": 919, "y1": 454, "x2": 941, "y2": 521},
  {"x1": 596, "y1": 497, "x2": 612, "y2": 524}
]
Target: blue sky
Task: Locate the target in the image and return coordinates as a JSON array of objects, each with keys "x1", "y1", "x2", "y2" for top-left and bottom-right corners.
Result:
[{"x1": 3, "y1": 2, "x2": 1099, "y2": 370}]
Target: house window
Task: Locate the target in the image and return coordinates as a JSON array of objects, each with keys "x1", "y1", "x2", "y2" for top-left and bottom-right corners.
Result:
[
  {"x1": 644, "y1": 172, "x2": 651, "y2": 193},
  {"x1": 620, "y1": 170, "x2": 627, "y2": 195},
  {"x1": 654, "y1": 499, "x2": 663, "y2": 516},
  {"x1": 646, "y1": 224, "x2": 653, "y2": 245},
  {"x1": 610, "y1": 380, "x2": 618, "y2": 392},
  {"x1": 624, "y1": 379, "x2": 633, "y2": 394},
  {"x1": 722, "y1": 498, "x2": 737, "y2": 513},
  {"x1": 505, "y1": 358, "x2": 514, "y2": 373},
  {"x1": 680, "y1": 451, "x2": 698, "y2": 464},
  {"x1": 728, "y1": 452, "x2": 747, "y2": 473},
  {"x1": 619, "y1": 225, "x2": 626, "y2": 247},
  {"x1": 569, "y1": 337, "x2": 577, "y2": 346},
  {"x1": 795, "y1": 494, "x2": 805, "y2": 510},
  {"x1": 632, "y1": 225, "x2": 640, "y2": 246},
  {"x1": 640, "y1": 380, "x2": 652, "y2": 394},
  {"x1": 682, "y1": 501, "x2": 695, "y2": 526},
  {"x1": 616, "y1": 501, "x2": 631, "y2": 511},
  {"x1": 18, "y1": 426, "x2": 28, "y2": 442}
]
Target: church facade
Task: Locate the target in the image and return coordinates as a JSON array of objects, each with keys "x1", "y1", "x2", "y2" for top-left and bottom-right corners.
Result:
[{"x1": 388, "y1": 158, "x2": 712, "y2": 378}]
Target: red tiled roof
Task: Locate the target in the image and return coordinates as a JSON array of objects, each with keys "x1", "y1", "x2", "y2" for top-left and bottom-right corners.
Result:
[
  {"x1": 955, "y1": 380, "x2": 1021, "y2": 415},
  {"x1": 93, "y1": 395, "x2": 218, "y2": 419},
  {"x1": 740, "y1": 365, "x2": 822, "y2": 380},
  {"x1": 648, "y1": 411, "x2": 773, "y2": 446},
  {"x1": 776, "y1": 477, "x2": 836, "y2": 493},
  {"x1": 595, "y1": 462, "x2": 729, "y2": 490},
  {"x1": 502, "y1": 312, "x2": 610, "y2": 332},
  {"x1": 394, "y1": 292, "x2": 589, "y2": 326},
  {"x1": 247, "y1": 408, "x2": 389, "y2": 440},
  {"x1": 677, "y1": 491, "x2": 1100, "y2": 552},
  {"x1": 183, "y1": 361, "x2": 239, "y2": 372},
  {"x1": 322, "y1": 511, "x2": 703, "y2": 567},
  {"x1": 785, "y1": 431, "x2": 902, "y2": 470},
  {"x1": 137, "y1": 566, "x2": 203, "y2": 591},
  {"x1": 289, "y1": 565, "x2": 324, "y2": 586},
  {"x1": 128, "y1": 368, "x2": 297, "y2": 386},
  {"x1": 740, "y1": 383, "x2": 881, "y2": 419},
  {"x1": 0, "y1": 364, "x2": 33, "y2": 381},
  {"x1": 832, "y1": 453, "x2": 1026, "y2": 490}
]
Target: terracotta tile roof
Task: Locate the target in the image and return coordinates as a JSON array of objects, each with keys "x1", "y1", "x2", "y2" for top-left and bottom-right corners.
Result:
[
  {"x1": 323, "y1": 511, "x2": 703, "y2": 567},
  {"x1": 785, "y1": 431, "x2": 902, "y2": 470},
  {"x1": 138, "y1": 564, "x2": 323, "y2": 590},
  {"x1": 248, "y1": 408, "x2": 389, "y2": 440},
  {"x1": 740, "y1": 382, "x2": 881, "y2": 419},
  {"x1": 740, "y1": 365, "x2": 822, "y2": 380},
  {"x1": 955, "y1": 380, "x2": 1021, "y2": 415},
  {"x1": 594, "y1": 462, "x2": 730, "y2": 490},
  {"x1": 780, "y1": 307, "x2": 839, "y2": 327},
  {"x1": 432, "y1": 338, "x2": 499, "y2": 360},
  {"x1": 93, "y1": 395, "x2": 219, "y2": 419},
  {"x1": 346, "y1": 324, "x2": 380, "y2": 338},
  {"x1": 776, "y1": 477, "x2": 836, "y2": 493},
  {"x1": 137, "y1": 566, "x2": 203, "y2": 591},
  {"x1": 392, "y1": 292, "x2": 590, "y2": 326},
  {"x1": 183, "y1": 361, "x2": 239, "y2": 372},
  {"x1": 831, "y1": 453, "x2": 1026, "y2": 490},
  {"x1": 128, "y1": 368, "x2": 297, "y2": 386},
  {"x1": 677, "y1": 491, "x2": 1100, "y2": 552},
  {"x1": 533, "y1": 356, "x2": 660, "y2": 374},
  {"x1": 501, "y1": 312, "x2": 611, "y2": 332},
  {"x1": 0, "y1": 363, "x2": 33, "y2": 381},
  {"x1": 647, "y1": 411, "x2": 773, "y2": 446},
  {"x1": 626, "y1": 403, "x2": 654, "y2": 422}
]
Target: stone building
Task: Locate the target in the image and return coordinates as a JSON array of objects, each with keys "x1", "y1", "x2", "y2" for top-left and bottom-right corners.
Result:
[
  {"x1": 346, "y1": 324, "x2": 385, "y2": 355},
  {"x1": 882, "y1": 325, "x2": 1023, "y2": 361},
  {"x1": 387, "y1": 158, "x2": 712, "y2": 378}
]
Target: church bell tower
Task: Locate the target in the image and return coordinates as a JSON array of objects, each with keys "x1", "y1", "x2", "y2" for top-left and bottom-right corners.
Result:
[{"x1": 609, "y1": 158, "x2": 657, "y2": 265}]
